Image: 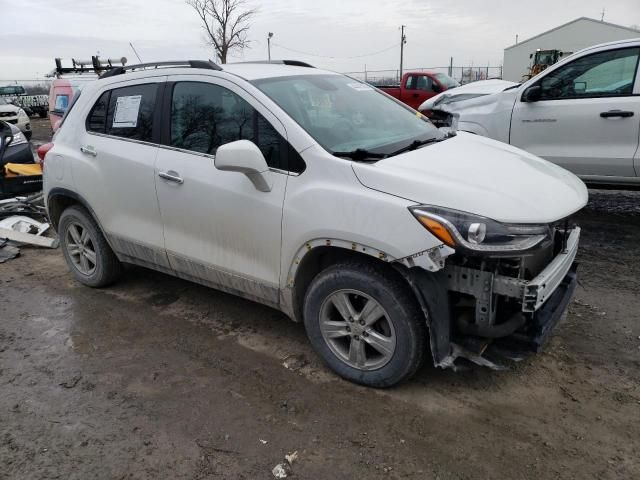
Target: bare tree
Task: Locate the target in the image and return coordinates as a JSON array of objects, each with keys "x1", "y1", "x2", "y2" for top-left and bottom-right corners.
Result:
[{"x1": 186, "y1": 0, "x2": 256, "y2": 64}]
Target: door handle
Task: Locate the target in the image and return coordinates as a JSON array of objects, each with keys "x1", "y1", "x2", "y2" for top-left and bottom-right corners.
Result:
[
  {"x1": 158, "y1": 170, "x2": 184, "y2": 184},
  {"x1": 80, "y1": 145, "x2": 97, "y2": 157},
  {"x1": 600, "y1": 110, "x2": 634, "y2": 118}
]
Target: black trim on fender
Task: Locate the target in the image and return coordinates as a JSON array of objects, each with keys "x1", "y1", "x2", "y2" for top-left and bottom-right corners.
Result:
[
  {"x1": 47, "y1": 188, "x2": 112, "y2": 247},
  {"x1": 396, "y1": 266, "x2": 452, "y2": 367}
]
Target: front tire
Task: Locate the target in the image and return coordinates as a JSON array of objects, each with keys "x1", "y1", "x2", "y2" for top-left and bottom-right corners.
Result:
[
  {"x1": 303, "y1": 261, "x2": 427, "y2": 387},
  {"x1": 59, "y1": 205, "x2": 122, "y2": 287}
]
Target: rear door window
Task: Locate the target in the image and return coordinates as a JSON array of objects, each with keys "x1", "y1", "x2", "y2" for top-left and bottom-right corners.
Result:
[
  {"x1": 86, "y1": 84, "x2": 159, "y2": 141},
  {"x1": 97, "y1": 84, "x2": 159, "y2": 142}
]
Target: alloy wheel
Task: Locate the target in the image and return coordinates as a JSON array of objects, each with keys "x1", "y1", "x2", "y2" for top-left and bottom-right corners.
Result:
[
  {"x1": 65, "y1": 222, "x2": 97, "y2": 276},
  {"x1": 319, "y1": 289, "x2": 396, "y2": 371}
]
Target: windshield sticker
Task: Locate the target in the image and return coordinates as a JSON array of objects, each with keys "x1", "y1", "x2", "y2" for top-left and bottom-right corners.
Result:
[
  {"x1": 347, "y1": 83, "x2": 374, "y2": 92},
  {"x1": 113, "y1": 95, "x2": 142, "y2": 128}
]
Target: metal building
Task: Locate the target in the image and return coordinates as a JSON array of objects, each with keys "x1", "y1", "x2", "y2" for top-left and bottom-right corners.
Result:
[{"x1": 503, "y1": 17, "x2": 640, "y2": 82}]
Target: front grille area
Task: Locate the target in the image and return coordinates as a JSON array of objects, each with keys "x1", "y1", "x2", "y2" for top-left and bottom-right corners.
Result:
[{"x1": 0, "y1": 111, "x2": 16, "y2": 118}]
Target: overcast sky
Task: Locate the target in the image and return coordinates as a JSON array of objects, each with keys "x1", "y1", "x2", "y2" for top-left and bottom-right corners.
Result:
[{"x1": 0, "y1": 0, "x2": 638, "y2": 80}]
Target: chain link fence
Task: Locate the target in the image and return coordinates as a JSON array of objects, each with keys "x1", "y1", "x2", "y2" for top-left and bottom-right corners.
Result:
[{"x1": 343, "y1": 66, "x2": 503, "y2": 86}]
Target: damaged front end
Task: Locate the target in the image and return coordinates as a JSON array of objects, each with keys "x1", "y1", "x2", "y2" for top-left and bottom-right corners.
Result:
[{"x1": 401, "y1": 206, "x2": 580, "y2": 370}]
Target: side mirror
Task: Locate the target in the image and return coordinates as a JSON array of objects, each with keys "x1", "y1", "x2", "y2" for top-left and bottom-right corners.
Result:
[
  {"x1": 573, "y1": 81, "x2": 586, "y2": 94},
  {"x1": 0, "y1": 121, "x2": 14, "y2": 163},
  {"x1": 214, "y1": 139, "x2": 272, "y2": 192},
  {"x1": 522, "y1": 85, "x2": 542, "y2": 102},
  {"x1": 432, "y1": 83, "x2": 442, "y2": 93}
]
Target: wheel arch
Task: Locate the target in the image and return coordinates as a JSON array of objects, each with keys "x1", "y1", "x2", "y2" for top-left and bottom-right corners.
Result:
[
  {"x1": 284, "y1": 239, "x2": 453, "y2": 369},
  {"x1": 47, "y1": 189, "x2": 113, "y2": 253},
  {"x1": 285, "y1": 240, "x2": 400, "y2": 322}
]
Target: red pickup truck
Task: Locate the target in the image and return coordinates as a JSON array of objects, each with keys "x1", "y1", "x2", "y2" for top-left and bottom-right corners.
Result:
[{"x1": 377, "y1": 71, "x2": 459, "y2": 110}]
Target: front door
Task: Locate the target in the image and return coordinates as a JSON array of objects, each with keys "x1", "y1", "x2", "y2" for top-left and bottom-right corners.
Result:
[
  {"x1": 154, "y1": 77, "x2": 290, "y2": 307},
  {"x1": 510, "y1": 46, "x2": 640, "y2": 178},
  {"x1": 404, "y1": 74, "x2": 437, "y2": 110}
]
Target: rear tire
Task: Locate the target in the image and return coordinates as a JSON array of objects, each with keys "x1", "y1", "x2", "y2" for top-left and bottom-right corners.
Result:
[
  {"x1": 303, "y1": 261, "x2": 427, "y2": 387},
  {"x1": 59, "y1": 205, "x2": 122, "y2": 287}
]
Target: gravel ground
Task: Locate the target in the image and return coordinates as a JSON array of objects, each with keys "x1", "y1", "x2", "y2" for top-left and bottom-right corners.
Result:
[{"x1": 0, "y1": 119, "x2": 639, "y2": 479}]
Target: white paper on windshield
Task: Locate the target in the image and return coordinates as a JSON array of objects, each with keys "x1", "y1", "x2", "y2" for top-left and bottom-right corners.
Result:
[
  {"x1": 112, "y1": 95, "x2": 142, "y2": 128},
  {"x1": 347, "y1": 83, "x2": 373, "y2": 92}
]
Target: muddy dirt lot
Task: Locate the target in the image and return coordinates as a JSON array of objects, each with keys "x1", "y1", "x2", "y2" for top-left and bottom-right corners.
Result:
[{"x1": 1, "y1": 119, "x2": 639, "y2": 479}]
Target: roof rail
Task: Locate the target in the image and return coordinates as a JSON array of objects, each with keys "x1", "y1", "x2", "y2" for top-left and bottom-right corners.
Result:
[
  {"x1": 99, "y1": 60, "x2": 223, "y2": 79},
  {"x1": 232, "y1": 60, "x2": 315, "y2": 68}
]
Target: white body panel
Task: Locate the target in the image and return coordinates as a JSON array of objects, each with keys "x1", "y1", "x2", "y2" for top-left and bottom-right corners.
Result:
[
  {"x1": 352, "y1": 133, "x2": 587, "y2": 224},
  {"x1": 426, "y1": 39, "x2": 640, "y2": 185},
  {"x1": 44, "y1": 61, "x2": 589, "y2": 323},
  {"x1": 510, "y1": 95, "x2": 640, "y2": 176}
]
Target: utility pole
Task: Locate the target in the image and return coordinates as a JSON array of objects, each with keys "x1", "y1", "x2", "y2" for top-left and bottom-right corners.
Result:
[
  {"x1": 399, "y1": 25, "x2": 407, "y2": 81},
  {"x1": 601, "y1": 8, "x2": 605, "y2": 21},
  {"x1": 268, "y1": 32, "x2": 274, "y2": 61}
]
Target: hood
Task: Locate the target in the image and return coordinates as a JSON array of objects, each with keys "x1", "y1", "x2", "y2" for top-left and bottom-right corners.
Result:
[
  {"x1": 419, "y1": 79, "x2": 517, "y2": 112},
  {"x1": 351, "y1": 133, "x2": 588, "y2": 224},
  {"x1": 0, "y1": 104, "x2": 19, "y2": 114}
]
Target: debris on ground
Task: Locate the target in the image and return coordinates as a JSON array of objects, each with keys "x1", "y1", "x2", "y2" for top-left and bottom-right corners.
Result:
[
  {"x1": 0, "y1": 193, "x2": 57, "y2": 259},
  {"x1": 285, "y1": 451, "x2": 298, "y2": 465},
  {"x1": 282, "y1": 354, "x2": 307, "y2": 371},
  {"x1": 0, "y1": 239, "x2": 19, "y2": 263},
  {"x1": 272, "y1": 462, "x2": 291, "y2": 479},
  {"x1": 0, "y1": 193, "x2": 48, "y2": 221},
  {"x1": 0, "y1": 227, "x2": 58, "y2": 248},
  {"x1": 0, "y1": 215, "x2": 50, "y2": 236},
  {"x1": 271, "y1": 450, "x2": 299, "y2": 478},
  {"x1": 259, "y1": 439, "x2": 268, "y2": 445},
  {"x1": 59, "y1": 375, "x2": 82, "y2": 389}
]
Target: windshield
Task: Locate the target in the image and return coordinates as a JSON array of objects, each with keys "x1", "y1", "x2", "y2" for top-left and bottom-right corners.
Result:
[
  {"x1": 434, "y1": 73, "x2": 460, "y2": 89},
  {"x1": 253, "y1": 74, "x2": 443, "y2": 156}
]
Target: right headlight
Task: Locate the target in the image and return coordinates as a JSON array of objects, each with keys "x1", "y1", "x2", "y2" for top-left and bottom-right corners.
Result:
[{"x1": 409, "y1": 205, "x2": 550, "y2": 254}]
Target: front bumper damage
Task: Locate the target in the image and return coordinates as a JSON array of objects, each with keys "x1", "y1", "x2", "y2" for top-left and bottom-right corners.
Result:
[{"x1": 404, "y1": 227, "x2": 580, "y2": 370}]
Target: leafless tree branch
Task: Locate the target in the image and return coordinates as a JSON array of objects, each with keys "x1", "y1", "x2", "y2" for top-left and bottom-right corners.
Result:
[{"x1": 186, "y1": 0, "x2": 256, "y2": 64}]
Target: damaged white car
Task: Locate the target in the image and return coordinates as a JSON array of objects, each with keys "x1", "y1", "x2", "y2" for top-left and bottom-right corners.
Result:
[
  {"x1": 419, "y1": 38, "x2": 640, "y2": 188},
  {"x1": 44, "y1": 59, "x2": 587, "y2": 387}
]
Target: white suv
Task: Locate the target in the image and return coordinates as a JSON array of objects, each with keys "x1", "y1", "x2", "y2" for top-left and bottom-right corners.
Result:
[{"x1": 44, "y1": 60, "x2": 587, "y2": 387}]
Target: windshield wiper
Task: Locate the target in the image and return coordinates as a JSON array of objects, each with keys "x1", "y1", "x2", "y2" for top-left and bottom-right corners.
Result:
[
  {"x1": 387, "y1": 137, "x2": 444, "y2": 157},
  {"x1": 332, "y1": 149, "x2": 388, "y2": 162}
]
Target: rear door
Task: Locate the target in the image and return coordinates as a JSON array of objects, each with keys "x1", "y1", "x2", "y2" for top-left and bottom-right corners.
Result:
[
  {"x1": 510, "y1": 46, "x2": 640, "y2": 178},
  {"x1": 72, "y1": 77, "x2": 170, "y2": 268},
  {"x1": 403, "y1": 74, "x2": 437, "y2": 110}
]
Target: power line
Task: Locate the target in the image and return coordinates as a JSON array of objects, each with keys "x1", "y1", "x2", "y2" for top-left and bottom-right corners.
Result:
[{"x1": 271, "y1": 42, "x2": 400, "y2": 60}]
